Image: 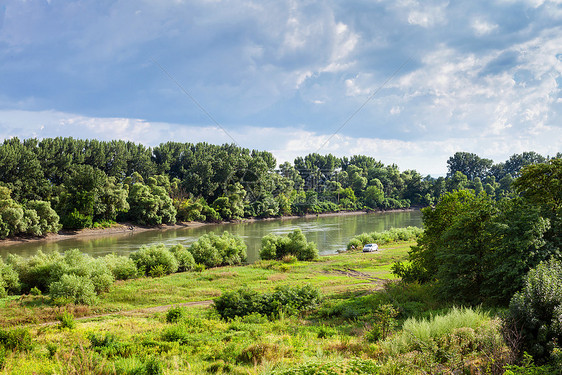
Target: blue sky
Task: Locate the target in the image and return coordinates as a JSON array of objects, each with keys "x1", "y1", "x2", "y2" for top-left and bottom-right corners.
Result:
[{"x1": 1, "y1": 0, "x2": 561, "y2": 175}]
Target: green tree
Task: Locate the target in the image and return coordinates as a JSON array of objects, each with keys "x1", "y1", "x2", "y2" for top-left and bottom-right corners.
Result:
[{"x1": 446, "y1": 152, "x2": 493, "y2": 180}]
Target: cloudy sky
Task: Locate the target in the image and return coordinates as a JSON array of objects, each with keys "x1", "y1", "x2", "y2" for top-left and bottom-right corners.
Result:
[{"x1": 1, "y1": 0, "x2": 561, "y2": 175}]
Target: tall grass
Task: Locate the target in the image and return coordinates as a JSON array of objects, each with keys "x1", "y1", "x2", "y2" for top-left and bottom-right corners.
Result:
[{"x1": 383, "y1": 307, "x2": 491, "y2": 354}]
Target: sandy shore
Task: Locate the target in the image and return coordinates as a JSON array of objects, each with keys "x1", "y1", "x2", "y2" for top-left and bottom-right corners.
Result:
[{"x1": 0, "y1": 209, "x2": 415, "y2": 247}]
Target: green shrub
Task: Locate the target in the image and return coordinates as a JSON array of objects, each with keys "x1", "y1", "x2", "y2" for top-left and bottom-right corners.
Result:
[
  {"x1": 169, "y1": 244, "x2": 196, "y2": 271},
  {"x1": 259, "y1": 229, "x2": 318, "y2": 261},
  {"x1": 49, "y1": 274, "x2": 98, "y2": 305},
  {"x1": 6, "y1": 249, "x2": 114, "y2": 295},
  {"x1": 270, "y1": 358, "x2": 380, "y2": 374},
  {"x1": 56, "y1": 311, "x2": 76, "y2": 329},
  {"x1": 189, "y1": 232, "x2": 247, "y2": 268},
  {"x1": 214, "y1": 285, "x2": 321, "y2": 320},
  {"x1": 0, "y1": 258, "x2": 19, "y2": 297},
  {"x1": 0, "y1": 327, "x2": 32, "y2": 351},
  {"x1": 508, "y1": 259, "x2": 562, "y2": 361},
  {"x1": 130, "y1": 243, "x2": 179, "y2": 276},
  {"x1": 165, "y1": 305, "x2": 186, "y2": 323},
  {"x1": 101, "y1": 254, "x2": 138, "y2": 280}
]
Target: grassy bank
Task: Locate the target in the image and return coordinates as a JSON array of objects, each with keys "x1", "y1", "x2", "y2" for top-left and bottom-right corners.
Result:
[{"x1": 0, "y1": 242, "x2": 516, "y2": 374}]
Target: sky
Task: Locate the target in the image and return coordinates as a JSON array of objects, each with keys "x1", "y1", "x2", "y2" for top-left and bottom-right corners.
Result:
[{"x1": 1, "y1": 0, "x2": 561, "y2": 176}]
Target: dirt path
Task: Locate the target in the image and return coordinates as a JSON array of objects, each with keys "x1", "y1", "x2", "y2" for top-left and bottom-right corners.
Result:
[{"x1": 32, "y1": 300, "x2": 214, "y2": 328}]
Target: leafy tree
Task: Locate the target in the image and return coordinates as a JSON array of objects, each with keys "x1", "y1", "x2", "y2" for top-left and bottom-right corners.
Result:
[{"x1": 446, "y1": 152, "x2": 493, "y2": 180}]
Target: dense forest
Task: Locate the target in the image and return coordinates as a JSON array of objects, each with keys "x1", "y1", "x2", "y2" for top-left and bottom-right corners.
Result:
[{"x1": 0, "y1": 136, "x2": 559, "y2": 238}]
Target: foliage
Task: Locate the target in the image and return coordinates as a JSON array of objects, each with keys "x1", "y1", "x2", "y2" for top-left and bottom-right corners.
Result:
[
  {"x1": 100, "y1": 254, "x2": 138, "y2": 280},
  {"x1": 259, "y1": 228, "x2": 318, "y2": 261},
  {"x1": 130, "y1": 244, "x2": 179, "y2": 276},
  {"x1": 56, "y1": 311, "x2": 76, "y2": 329},
  {"x1": 393, "y1": 188, "x2": 554, "y2": 305},
  {"x1": 271, "y1": 358, "x2": 381, "y2": 375},
  {"x1": 49, "y1": 274, "x2": 99, "y2": 305},
  {"x1": 214, "y1": 284, "x2": 321, "y2": 320},
  {"x1": 508, "y1": 259, "x2": 562, "y2": 361},
  {"x1": 188, "y1": 231, "x2": 247, "y2": 268},
  {"x1": 0, "y1": 258, "x2": 20, "y2": 297},
  {"x1": 6, "y1": 249, "x2": 114, "y2": 295},
  {"x1": 165, "y1": 305, "x2": 186, "y2": 323},
  {"x1": 0, "y1": 327, "x2": 32, "y2": 352},
  {"x1": 168, "y1": 244, "x2": 196, "y2": 271}
]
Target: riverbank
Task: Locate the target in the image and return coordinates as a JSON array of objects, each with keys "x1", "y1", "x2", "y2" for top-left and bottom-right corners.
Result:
[{"x1": 0, "y1": 208, "x2": 417, "y2": 248}]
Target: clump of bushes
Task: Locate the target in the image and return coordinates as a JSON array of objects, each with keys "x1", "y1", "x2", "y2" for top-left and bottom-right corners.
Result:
[
  {"x1": 214, "y1": 284, "x2": 321, "y2": 320},
  {"x1": 130, "y1": 244, "x2": 179, "y2": 276},
  {"x1": 0, "y1": 259, "x2": 19, "y2": 297},
  {"x1": 259, "y1": 228, "x2": 318, "y2": 261},
  {"x1": 347, "y1": 226, "x2": 423, "y2": 251},
  {"x1": 169, "y1": 244, "x2": 196, "y2": 271},
  {"x1": 6, "y1": 249, "x2": 115, "y2": 294},
  {"x1": 49, "y1": 274, "x2": 99, "y2": 305},
  {"x1": 188, "y1": 231, "x2": 247, "y2": 268}
]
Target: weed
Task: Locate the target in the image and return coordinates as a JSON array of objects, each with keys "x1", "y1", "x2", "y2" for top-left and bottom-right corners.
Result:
[
  {"x1": 56, "y1": 311, "x2": 76, "y2": 329},
  {"x1": 165, "y1": 305, "x2": 186, "y2": 323}
]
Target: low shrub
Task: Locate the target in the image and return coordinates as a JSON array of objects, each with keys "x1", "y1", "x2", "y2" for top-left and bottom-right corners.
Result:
[
  {"x1": 0, "y1": 327, "x2": 32, "y2": 351},
  {"x1": 259, "y1": 229, "x2": 318, "y2": 261},
  {"x1": 56, "y1": 311, "x2": 76, "y2": 329},
  {"x1": 270, "y1": 358, "x2": 380, "y2": 374},
  {"x1": 49, "y1": 274, "x2": 99, "y2": 305},
  {"x1": 6, "y1": 249, "x2": 114, "y2": 295},
  {"x1": 214, "y1": 284, "x2": 321, "y2": 320},
  {"x1": 0, "y1": 259, "x2": 19, "y2": 297},
  {"x1": 189, "y1": 232, "x2": 247, "y2": 268},
  {"x1": 165, "y1": 305, "x2": 186, "y2": 323},
  {"x1": 169, "y1": 244, "x2": 196, "y2": 271},
  {"x1": 130, "y1": 243, "x2": 179, "y2": 276},
  {"x1": 101, "y1": 254, "x2": 138, "y2": 280}
]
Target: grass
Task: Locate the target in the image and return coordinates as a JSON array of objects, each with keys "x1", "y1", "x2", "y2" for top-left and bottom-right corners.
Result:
[{"x1": 0, "y1": 241, "x2": 515, "y2": 374}]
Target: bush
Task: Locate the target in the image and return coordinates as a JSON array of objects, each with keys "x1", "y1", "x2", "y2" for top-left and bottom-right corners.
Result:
[
  {"x1": 0, "y1": 327, "x2": 33, "y2": 351},
  {"x1": 214, "y1": 284, "x2": 321, "y2": 320},
  {"x1": 130, "y1": 243, "x2": 179, "y2": 276},
  {"x1": 508, "y1": 259, "x2": 562, "y2": 361},
  {"x1": 101, "y1": 254, "x2": 138, "y2": 280},
  {"x1": 49, "y1": 274, "x2": 98, "y2": 305},
  {"x1": 169, "y1": 244, "x2": 196, "y2": 271},
  {"x1": 165, "y1": 305, "x2": 186, "y2": 323},
  {"x1": 259, "y1": 229, "x2": 318, "y2": 261},
  {"x1": 56, "y1": 311, "x2": 76, "y2": 329},
  {"x1": 6, "y1": 249, "x2": 115, "y2": 296},
  {"x1": 0, "y1": 258, "x2": 19, "y2": 297},
  {"x1": 189, "y1": 232, "x2": 247, "y2": 268}
]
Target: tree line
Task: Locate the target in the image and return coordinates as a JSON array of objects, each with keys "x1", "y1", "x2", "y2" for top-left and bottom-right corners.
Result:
[{"x1": 0, "y1": 137, "x2": 558, "y2": 238}]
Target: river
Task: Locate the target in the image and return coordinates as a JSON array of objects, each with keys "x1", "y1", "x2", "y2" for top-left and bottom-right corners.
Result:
[{"x1": 0, "y1": 210, "x2": 422, "y2": 262}]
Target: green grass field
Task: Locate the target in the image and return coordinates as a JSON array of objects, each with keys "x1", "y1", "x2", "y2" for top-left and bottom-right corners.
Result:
[{"x1": 0, "y1": 242, "x2": 512, "y2": 374}]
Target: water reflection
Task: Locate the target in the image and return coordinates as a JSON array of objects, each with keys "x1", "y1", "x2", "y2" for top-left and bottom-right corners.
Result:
[{"x1": 0, "y1": 211, "x2": 422, "y2": 262}]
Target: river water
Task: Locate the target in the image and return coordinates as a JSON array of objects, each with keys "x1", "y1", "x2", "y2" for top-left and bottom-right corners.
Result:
[{"x1": 0, "y1": 210, "x2": 422, "y2": 262}]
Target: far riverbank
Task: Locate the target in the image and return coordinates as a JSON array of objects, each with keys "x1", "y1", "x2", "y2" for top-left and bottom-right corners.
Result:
[{"x1": 0, "y1": 208, "x2": 418, "y2": 249}]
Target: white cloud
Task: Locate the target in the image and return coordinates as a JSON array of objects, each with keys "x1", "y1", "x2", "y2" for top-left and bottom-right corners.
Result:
[{"x1": 471, "y1": 18, "x2": 498, "y2": 36}]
